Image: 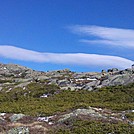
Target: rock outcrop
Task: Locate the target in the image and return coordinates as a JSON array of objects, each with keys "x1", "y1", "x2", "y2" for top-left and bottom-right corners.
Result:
[{"x1": 0, "y1": 63, "x2": 134, "y2": 91}]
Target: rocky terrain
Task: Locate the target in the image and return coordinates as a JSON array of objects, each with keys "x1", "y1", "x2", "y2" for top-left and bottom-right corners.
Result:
[
  {"x1": 0, "y1": 63, "x2": 134, "y2": 91},
  {"x1": 0, "y1": 63, "x2": 134, "y2": 133},
  {"x1": 0, "y1": 107, "x2": 134, "y2": 133}
]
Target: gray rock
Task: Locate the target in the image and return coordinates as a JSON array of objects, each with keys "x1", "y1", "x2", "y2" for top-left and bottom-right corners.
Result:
[
  {"x1": 58, "y1": 113, "x2": 74, "y2": 122},
  {"x1": 58, "y1": 107, "x2": 102, "y2": 122},
  {"x1": 7, "y1": 127, "x2": 29, "y2": 134},
  {"x1": 88, "y1": 80, "x2": 100, "y2": 87},
  {"x1": 74, "y1": 108, "x2": 96, "y2": 115},
  {"x1": 14, "y1": 78, "x2": 32, "y2": 83},
  {"x1": 94, "y1": 74, "x2": 102, "y2": 79},
  {"x1": 0, "y1": 87, "x2": 2, "y2": 91},
  {"x1": 36, "y1": 76, "x2": 49, "y2": 81},
  {"x1": 107, "y1": 68, "x2": 118, "y2": 72},
  {"x1": 130, "y1": 121, "x2": 134, "y2": 125},
  {"x1": 48, "y1": 79, "x2": 58, "y2": 85},
  {"x1": 58, "y1": 79, "x2": 70, "y2": 87},
  {"x1": 61, "y1": 85, "x2": 76, "y2": 91},
  {"x1": 15, "y1": 82, "x2": 31, "y2": 88},
  {"x1": 101, "y1": 74, "x2": 134, "y2": 87},
  {"x1": 125, "y1": 68, "x2": 133, "y2": 73},
  {"x1": 9, "y1": 114, "x2": 25, "y2": 122},
  {"x1": 82, "y1": 85, "x2": 93, "y2": 91}
]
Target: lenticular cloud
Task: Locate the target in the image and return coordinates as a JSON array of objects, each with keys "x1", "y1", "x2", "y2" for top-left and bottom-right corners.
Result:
[
  {"x1": 71, "y1": 25, "x2": 134, "y2": 48},
  {"x1": 0, "y1": 45, "x2": 133, "y2": 69}
]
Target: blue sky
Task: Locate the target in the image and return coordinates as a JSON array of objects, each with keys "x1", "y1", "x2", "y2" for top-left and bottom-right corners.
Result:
[{"x1": 0, "y1": 0, "x2": 134, "y2": 72}]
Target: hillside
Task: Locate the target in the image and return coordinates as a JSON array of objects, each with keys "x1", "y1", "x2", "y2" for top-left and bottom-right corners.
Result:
[{"x1": 0, "y1": 63, "x2": 134, "y2": 133}]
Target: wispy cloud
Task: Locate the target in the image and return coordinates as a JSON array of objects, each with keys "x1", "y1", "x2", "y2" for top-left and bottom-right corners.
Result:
[
  {"x1": 0, "y1": 45, "x2": 133, "y2": 69},
  {"x1": 70, "y1": 25, "x2": 134, "y2": 48}
]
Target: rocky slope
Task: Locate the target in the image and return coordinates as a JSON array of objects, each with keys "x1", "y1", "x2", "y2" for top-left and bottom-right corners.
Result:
[
  {"x1": 0, "y1": 63, "x2": 134, "y2": 91},
  {"x1": 0, "y1": 63, "x2": 134, "y2": 133},
  {"x1": 0, "y1": 107, "x2": 134, "y2": 133}
]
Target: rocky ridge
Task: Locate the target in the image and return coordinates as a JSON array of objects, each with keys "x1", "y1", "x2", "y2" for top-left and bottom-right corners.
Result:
[{"x1": 0, "y1": 63, "x2": 134, "y2": 91}]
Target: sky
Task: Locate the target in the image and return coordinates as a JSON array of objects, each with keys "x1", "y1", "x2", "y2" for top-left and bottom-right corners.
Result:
[{"x1": 0, "y1": 0, "x2": 134, "y2": 72}]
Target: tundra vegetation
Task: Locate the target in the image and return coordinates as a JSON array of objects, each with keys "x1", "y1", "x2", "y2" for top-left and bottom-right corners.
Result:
[
  {"x1": 0, "y1": 83, "x2": 134, "y2": 116},
  {"x1": 0, "y1": 82, "x2": 134, "y2": 133}
]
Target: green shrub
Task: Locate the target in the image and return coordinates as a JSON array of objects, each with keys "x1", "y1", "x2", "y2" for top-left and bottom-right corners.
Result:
[{"x1": 0, "y1": 83, "x2": 133, "y2": 116}]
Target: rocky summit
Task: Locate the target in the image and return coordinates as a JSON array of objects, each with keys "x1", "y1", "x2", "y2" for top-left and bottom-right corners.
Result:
[
  {"x1": 0, "y1": 63, "x2": 134, "y2": 91},
  {"x1": 0, "y1": 63, "x2": 134, "y2": 133}
]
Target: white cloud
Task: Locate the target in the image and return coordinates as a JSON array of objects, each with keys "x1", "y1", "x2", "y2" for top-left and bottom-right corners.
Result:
[
  {"x1": 70, "y1": 25, "x2": 134, "y2": 48},
  {"x1": 0, "y1": 45, "x2": 133, "y2": 69}
]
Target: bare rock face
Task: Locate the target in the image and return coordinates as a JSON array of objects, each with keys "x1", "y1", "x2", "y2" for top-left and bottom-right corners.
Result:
[
  {"x1": 0, "y1": 63, "x2": 44, "y2": 79},
  {"x1": 0, "y1": 63, "x2": 30, "y2": 77},
  {"x1": 0, "y1": 63, "x2": 134, "y2": 91},
  {"x1": 101, "y1": 74, "x2": 134, "y2": 87}
]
